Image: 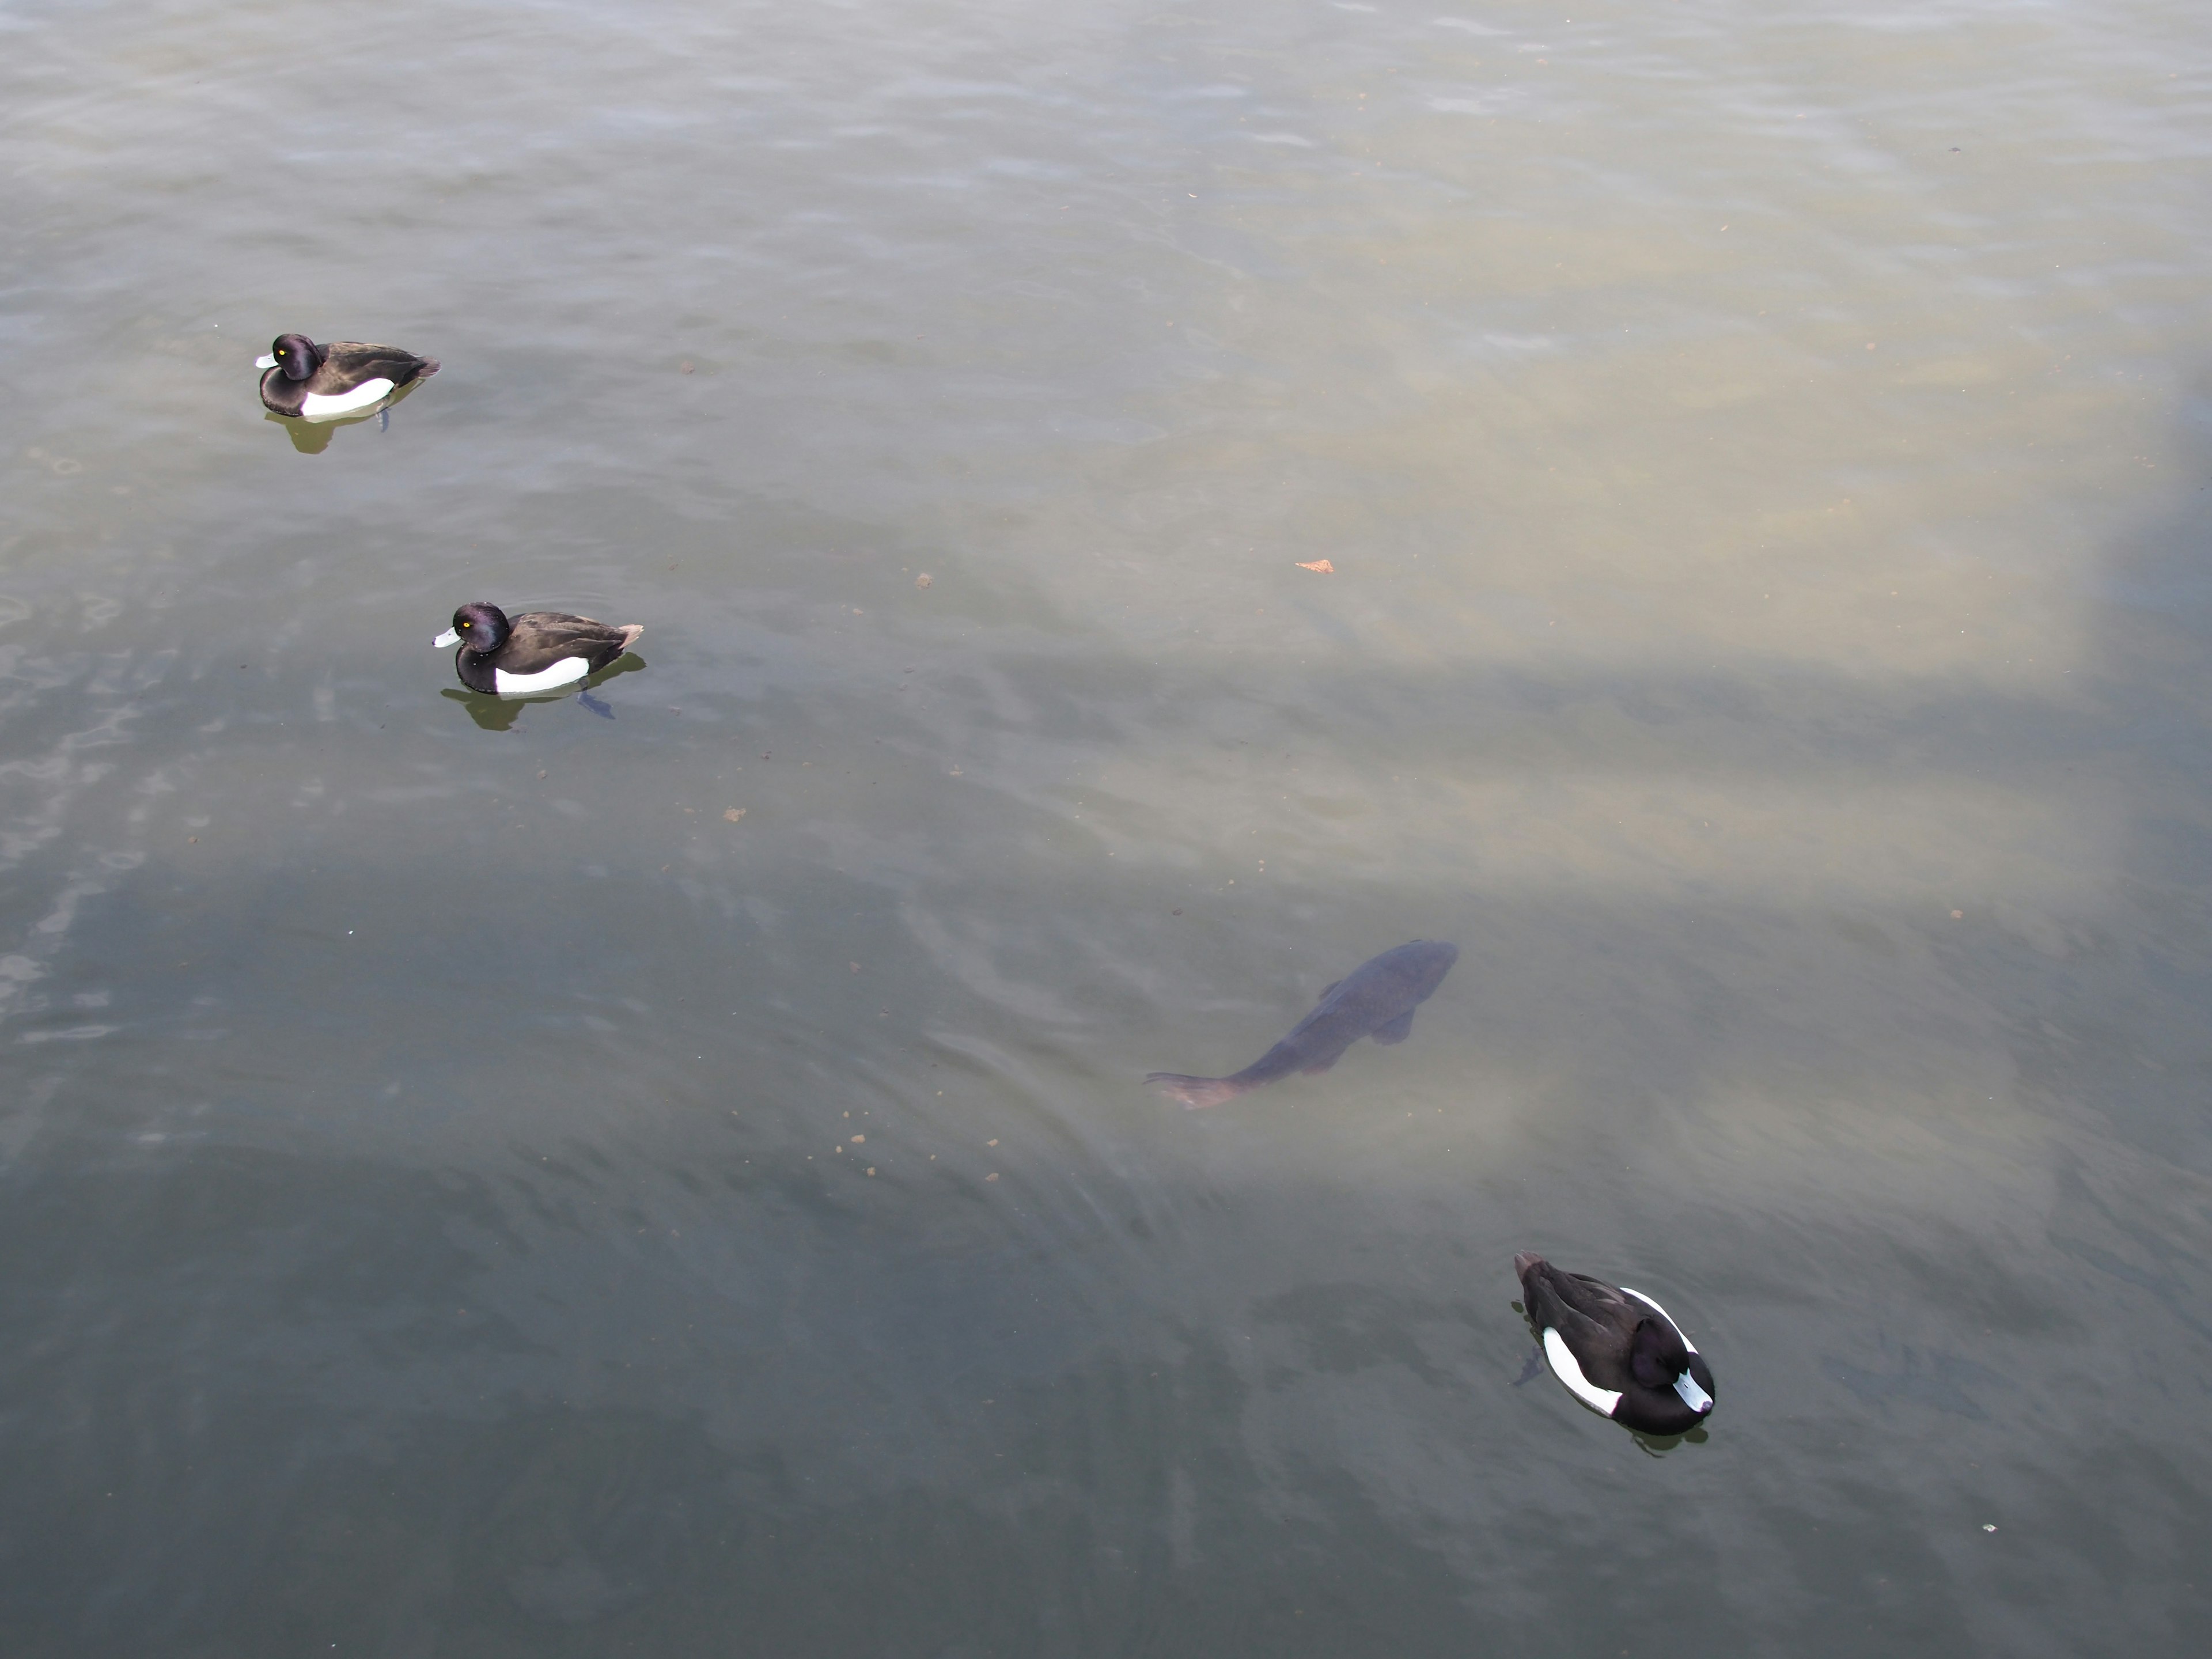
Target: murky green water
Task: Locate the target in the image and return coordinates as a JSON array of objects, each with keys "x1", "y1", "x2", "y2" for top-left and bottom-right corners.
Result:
[{"x1": 5, "y1": 1, "x2": 2210, "y2": 1652}]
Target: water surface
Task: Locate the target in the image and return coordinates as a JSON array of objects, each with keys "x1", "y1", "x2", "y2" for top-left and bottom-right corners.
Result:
[{"x1": 5, "y1": 1, "x2": 2211, "y2": 1653}]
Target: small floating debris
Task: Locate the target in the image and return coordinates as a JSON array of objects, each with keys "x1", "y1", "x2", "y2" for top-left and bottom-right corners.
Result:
[
  {"x1": 724, "y1": 808, "x2": 746, "y2": 821},
  {"x1": 1295, "y1": 559, "x2": 1335, "y2": 574},
  {"x1": 916, "y1": 573, "x2": 933, "y2": 588}
]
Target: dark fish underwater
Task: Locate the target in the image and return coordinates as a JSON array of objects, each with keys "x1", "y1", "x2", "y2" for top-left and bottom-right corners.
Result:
[{"x1": 1146, "y1": 940, "x2": 1457, "y2": 1109}]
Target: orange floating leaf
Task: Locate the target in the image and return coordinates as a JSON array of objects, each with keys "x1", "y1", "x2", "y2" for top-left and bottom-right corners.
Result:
[{"x1": 1295, "y1": 558, "x2": 1335, "y2": 574}]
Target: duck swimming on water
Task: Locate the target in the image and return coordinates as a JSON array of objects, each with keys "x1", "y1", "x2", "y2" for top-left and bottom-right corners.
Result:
[
  {"x1": 256, "y1": 334, "x2": 438, "y2": 420},
  {"x1": 1514, "y1": 1252, "x2": 1716, "y2": 1435},
  {"x1": 434, "y1": 603, "x2": 644, "y2": 696}
]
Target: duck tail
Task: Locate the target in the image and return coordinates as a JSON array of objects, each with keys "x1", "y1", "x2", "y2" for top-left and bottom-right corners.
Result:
[
  {"x1": 1512, "y1": 1251, "x2": 1547, "y2": 1281},
  {"x1": 414, "y1": 358, "x2": 441, "y2": 378},
  {"x1": 1145, "y1": 1073, "x2": 1248, "y2": 1110},
  {"x1": 615, "y1": 624, "x2": 645, "y2": 653}
]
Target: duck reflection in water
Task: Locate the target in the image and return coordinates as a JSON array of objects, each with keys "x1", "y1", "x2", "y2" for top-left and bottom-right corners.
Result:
[
  {"x1": 261, "y1": 377, "x2": 428, "y2": 453},
  {"x1": 1146, "y1": 940, "x2": 1457, "y2": 1108},
  {"x1": 441, "y1": 656, "x2": 645, "y2": 732},
  {"x1": 1510, "y1": 1340, "x2": 1710, "y2": 1455}
]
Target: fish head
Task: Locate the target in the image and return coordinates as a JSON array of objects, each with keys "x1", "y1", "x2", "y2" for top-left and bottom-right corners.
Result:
[{"x1": 1392, "y1": 940, "x2": 1460, "y2": 997}]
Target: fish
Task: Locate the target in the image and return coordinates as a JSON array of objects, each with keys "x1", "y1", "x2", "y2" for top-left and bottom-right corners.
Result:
[{"x1": 1146, "y1": 940, "x2": 1457, "y2": 1108}]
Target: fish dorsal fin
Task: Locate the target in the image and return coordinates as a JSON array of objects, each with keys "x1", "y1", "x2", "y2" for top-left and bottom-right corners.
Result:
[
  {"x1": 1543, "y1": 1328, "x2": 1623, "y2": 1416},
  {"x1": 1319, "y1": 980, "x2": 1342, "y2": 999}
]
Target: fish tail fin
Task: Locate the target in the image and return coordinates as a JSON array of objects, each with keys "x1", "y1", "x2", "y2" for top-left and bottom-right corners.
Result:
[{"x1": 1144, "y1": 1073, "x2": 1247, "y2": 1110}]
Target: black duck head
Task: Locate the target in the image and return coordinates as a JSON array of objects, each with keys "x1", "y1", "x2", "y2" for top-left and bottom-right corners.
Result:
[
  {"x1": 262, "y1": 334, "x2": 321, "y2": 382},
  {"x1": 1629, "y1": 1317, "x2": 1711, "y2": 1414},
  {"x1": 434, "y1": 602, "x2": 511, "y2": 654}
]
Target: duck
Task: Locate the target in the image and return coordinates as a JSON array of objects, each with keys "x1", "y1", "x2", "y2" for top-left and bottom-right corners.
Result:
[
  {"x1": 1513, "y1": 1252, "x2": 1715, "y2": 1434},
  {"x1": 434, "y1": 603, "x2": 644, "y2": 696},
  {"x1": 256, "y1": 334, "x2": 438, "y2": 419}
]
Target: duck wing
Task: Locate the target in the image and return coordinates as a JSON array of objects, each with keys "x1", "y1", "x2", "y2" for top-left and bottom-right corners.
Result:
[
  {"x1": 503, "y1": 612, "x2": 642, "y2": 675},
  {"x1": 1553, "y1": 1270, "x2": 1641, "y2": 1329},
  {"x1": 1520, "y1": 1262, "x2": 1639, "y2": 1392},
  {"x1": 319, "y1": 342, "x2": 438, "y2": 386},
  {"x1": 1520, "y1": 1262, "x2": 1617, "y2": 1339}
]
